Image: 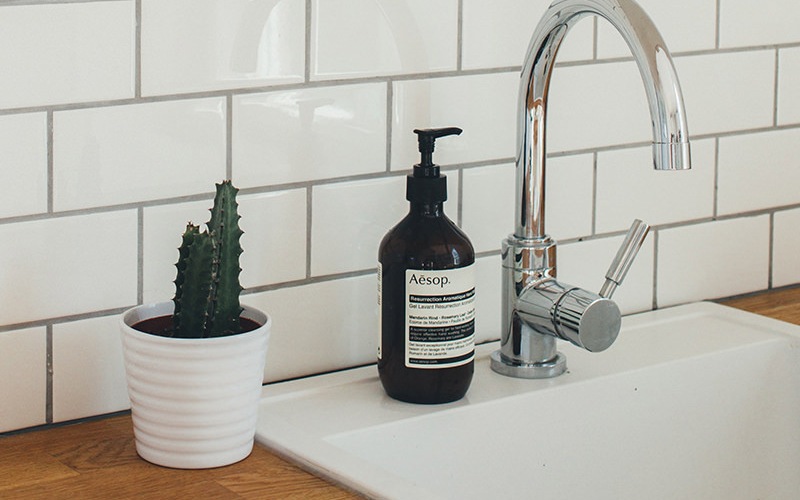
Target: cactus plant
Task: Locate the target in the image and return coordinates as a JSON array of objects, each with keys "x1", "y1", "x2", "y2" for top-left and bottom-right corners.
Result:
[{"x1": 171, "y1": 180, "x2": 244, "y2": 338}]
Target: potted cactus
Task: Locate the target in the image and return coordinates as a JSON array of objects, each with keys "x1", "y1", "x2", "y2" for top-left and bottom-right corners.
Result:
[{"x1": 119, "y1": 181, "x2": 271, "y2": 469}]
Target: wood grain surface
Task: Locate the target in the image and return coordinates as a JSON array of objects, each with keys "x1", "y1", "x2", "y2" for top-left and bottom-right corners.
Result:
[{"x1": 2, "y1": 286, "x2": 798, "y2": 498}]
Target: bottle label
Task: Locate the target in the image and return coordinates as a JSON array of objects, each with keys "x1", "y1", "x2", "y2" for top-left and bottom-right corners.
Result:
[{"x1": 405, "y1": 266, "x2": 475, "y2": 369}]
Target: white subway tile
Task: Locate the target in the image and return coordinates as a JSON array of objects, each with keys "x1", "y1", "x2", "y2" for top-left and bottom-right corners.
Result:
[
  {"x1": 0, "y1": 2, "x2": 134, "y2": 109},
  {"x1": 0, "y1": 328, "x2": 46, "y2": 433},
  {"x1": 657, "y1": 216, "x2": 770, "y2": 307},
  {"x1": 462, "y1": 155, "x2": 593, "y2": 253},
  {"x1": 53, "y1": 316, "x2": 129, "y2": 423},
  {"x1": 719, "y1": 0, "x2": 800, "y2": 48},
  {"x1": 141, "y1": 0, "x2": 304, "y2": 96},
  {"x1": 392, "y1": 73, "x2": 517, "y2": 169},
  {"x1": 559, "y1": 236, "x2": 654, "y2": 315},
  {"x1": 54, "y1": 98, "x2": 226, "y2": 211},
  {"x1": 474, "y1": 254, "x2": 502, "y2": 343},
  {"x1": 674, "y1": 51, "x2": 775, "y2": 136},
  {"x1": 717, "y1": 129, "x2": 800, "y2": 215},
  {"x1": 244, "y1": 274, "x2": 377, "y2": 382},
  {"x1": 0, "y1": 113, "x2": 48, "y2": 218},
  {"x1": 311, "y1": 175, "x2": 459, "y2": 276},
  {"x1": 778, "y1": 47, "x2": 800, "y2": 125},
  {"x1": 773, "y1": 208, "x2": 800, "y2": 288},
  {"x1": 311, "y1": 0, "x2": 457, "y2": 80},
  {"x1": 596, "y1": 0, "x2": 716, "y2": 58},
  {"x1": 143, "y1": 189, "x2": 306, "y2": 303},
  {"x1": 0, "y1": 211, "x2": 137, "y2": 326},
  {"x1": 461, "y1": 0, "x2": 593, "y2": 70},
  {"x1": 547, "y1": 61, "x2": 650, "y2": 153},
  {"x1": 232, "y1": 83, "x2": 387, "y2": 188},
  {"x1": 596, "y1": 139, "x2": 715, "y2": 233}
]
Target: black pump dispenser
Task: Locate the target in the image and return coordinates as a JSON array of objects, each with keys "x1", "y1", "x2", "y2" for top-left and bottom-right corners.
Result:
[
  {"x1": 378, "y1": 126, "x2": 475, "y2": 405},
  {"x1": 407, "y1": 127, "x2": 462, "y2": 204}
]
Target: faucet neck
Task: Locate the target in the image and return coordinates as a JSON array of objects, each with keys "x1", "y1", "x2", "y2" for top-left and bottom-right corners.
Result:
[{"x1": 514, "y1": 0, "x2": 691, "y2": 240}]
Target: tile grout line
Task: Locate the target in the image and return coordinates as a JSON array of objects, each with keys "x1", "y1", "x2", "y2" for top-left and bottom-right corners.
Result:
[
  {"x1": 134, "y1": 0, "x2": 142, "y2": 98},
  {"x1": 713, "y1": 137, "x2": 719, "y2": 219},
  {"x1": 768, "y1": 212, "x2": 775, "y2": 289},
  {"x1": 305, "y1": 186, "x2": 313, "y2": 279},
  {"x1": 304, "y1": 0, "x2": 312, "y2": 83},
  {"x1": 651, "y1": 229, "x2": 659, "y2": 310},
  {"x1": 137, "y1": 207, "x2": 144, "y2": 305},
  {"x1": 45, "y1": 324, "x2": 53, "y2": 424},
  {"x1": 46, "y1": 111, "x2": 54, "y2": 213},
  {"x1": 773, "y1": 48, "x2": 780, "y2": 127},
  {"x1": 456, "y1": 0, "x2": 464, "y2": 71},
  {"x1": 226, "y1": 94, "x2": 233, "y2": 180},
  {"x1": 715, "y1": 0, "x2": 721, "y2": 49}
]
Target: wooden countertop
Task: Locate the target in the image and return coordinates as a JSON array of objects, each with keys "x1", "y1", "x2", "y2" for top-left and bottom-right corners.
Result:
[{"x1": 2, "y1": 287, "x2": 799, "y2": 499}]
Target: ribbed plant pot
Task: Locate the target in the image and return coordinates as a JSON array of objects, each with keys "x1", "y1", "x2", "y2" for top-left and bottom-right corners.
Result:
[{"x1": 120, "y1": 301, "x2": 270, "y2": 469}]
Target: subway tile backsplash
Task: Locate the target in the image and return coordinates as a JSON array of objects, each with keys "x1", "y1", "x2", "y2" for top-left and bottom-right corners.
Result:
[{"x1": 1, "y1": 0, "x2": 799, "y2": 433}]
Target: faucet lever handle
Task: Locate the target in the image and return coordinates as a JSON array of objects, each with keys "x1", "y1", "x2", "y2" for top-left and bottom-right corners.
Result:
[{"x1": 600, "y1": 219, "x2": 650, "y2": 299}]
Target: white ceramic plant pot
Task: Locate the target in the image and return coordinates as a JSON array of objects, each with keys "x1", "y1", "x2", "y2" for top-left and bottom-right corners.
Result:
[{"x1": 120, "y1": 301, "x2": 270, "y2": 469}]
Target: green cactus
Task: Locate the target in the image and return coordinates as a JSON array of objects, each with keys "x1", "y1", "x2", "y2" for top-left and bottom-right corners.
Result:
[{"x1": 172, "y1": 181, "x2": 244, "y2": 338}]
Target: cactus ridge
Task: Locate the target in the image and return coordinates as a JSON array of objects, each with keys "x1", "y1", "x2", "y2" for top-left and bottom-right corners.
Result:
[{"x1": 171, "y1": 181, "x2": 244, "y2": 338}]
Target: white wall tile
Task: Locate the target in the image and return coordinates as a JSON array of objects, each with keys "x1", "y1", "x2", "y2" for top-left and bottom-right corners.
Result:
[
  {"x1": 392, "y1": 73, "x2": 517, "y2": 169},
  {"x1": 777, "y1": 47, "x2": 800, "y2": 125},
  {"x1": 0, "y1": 2, "x2": 134, "y2": 109},
  {"x1": 53, "y1": 316, "x2": 129, "y2": 423},
  {"x1": 596, "y1": 139, "x2": 715, "y2": 233},
  {"x1": 311, "y1": 175, "x2": 460, "y2": 277},
  {"x1": 596, "y1": 0, "x2": 716, "y2": 58},
  {"x1": 461, "y1": 0, "x2": 593, "y2": 70},
  {"x1": 719, "y1": 0, "x2": 800, "y2": 48},
  {"x1": 0, "y1": 113, "x2": 48, "y2": 218},
  {"x1": 0, "y1": 211, "x2": 137, "y2": 326},
  {"x1": 0, "y1": 328, "x2": 46, "y2": 433},
  {"x1": 233, "y1": 83, "x2": 387, "y2": 188},
  {"x1": 141, "y1": 0, "x2": 304, "y2": 96},
  {"x1": 547, "y1": 61, "x2": 650, "y2": 153},
  {"x1": 462, "y1": 155, "x2": 593, "y2": 253},
  {"x1": 143, "y1": 189, "x2": 306, "y2": 303},
  {"x1": 474, "y1": 254, "x2": 502, "y2": 343},
  {"x1": 674, "y1": 51, "x2": 775, "y2": 137},
  {"x1": 244, "y1": 275, "x2": 377, "y2": 382},
  {"x1": 311, "y1": 0, "x2": 457, "y2": 80},
  {"x1": 657, "y1": 216, "x2": 770, "y2": 307},
  {"x1": 773, "y1": 208, "x2": 800, "y2": 288},
  {"x1": 54, "y1": 98, "x2": 226, "y2": 211},
  {"x1": 717, "y1": 129, "x2": 800, "y2": 215},
  {"x1": 559, "y1": 235, "x2": 654, "y2": 315}
]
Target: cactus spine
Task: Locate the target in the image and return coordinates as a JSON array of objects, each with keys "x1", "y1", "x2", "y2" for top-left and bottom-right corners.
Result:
[{"x1": 172, "y1": 181, "x2": 244, "y2": 338}]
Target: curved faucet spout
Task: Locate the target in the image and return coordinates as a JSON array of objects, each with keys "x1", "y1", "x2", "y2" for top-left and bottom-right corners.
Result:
[{"x1": 515, "y1": 0, "x2": 691, "y2": 240}]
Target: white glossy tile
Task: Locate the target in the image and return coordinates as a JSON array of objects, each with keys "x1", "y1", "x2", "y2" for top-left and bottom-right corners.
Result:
[
  {"x1": 392, "y1": 73, "x2": 517, "y2": 169},
  {"x1": 596, "y1": 0, "x2": 716, "y2": 58},
  {"x1": 544, "y1": 154, "x2": 595, "y2": 241},
  {"x1": 53, "y1": 316, "x2": 129, "y2": 423},
  {"x1": 559, "y1": 235, "x2": 654, "y2": 315},
  {"x1": 596, "y1": 139, "x2": 715, "y2": 233},
  {"x1": 461, "y1": 0, "x2": 593, "y2": 70},
  {"x1": 141, "y1": 0, "x2": 304, "y2": 96},
  {"x1": 657, "y1": 217, "x2": 770, "y2": 307},
  {"x1": 547, "y1": 61, "x2": 650, "y2": 153},
  {"x1": 54, "y1": 98, "x2": 226, "y2": 211},
  {"x1": 0, "y1": 113, "x2": 48, "y2": 218},
  {"x1": 311, "y1": 0, "x2": 457, "y2": 80},
  {"x1": 462, "y1": 155, "x2": 592, "y2": 253},
  {"x1": 778, "y1": 47, "x2": 800, "y2": 125},
  {"x1": 719, "y1": 0, "x2": 800, "y2": 48},
  {"x1": 773, "y1": 208, "x2": 800, "y2": 288},
  {"x1": 0, "y1": 327, "x2": 46, "y2": 433},
  {"x1": 717, "y1": 129, "x2": 800, "y2": 215},
  {"x1": 143, "y1": 189, "x2": 306, "y2": 303},
  {"x1": 474, "y1": 254, "x2": 502, "y2": 344},
  {"x1": 0, "y1": 211, "x2": 137, "y2": 326},
  {"x1": 674, "y1": 51, "x2": 775, "y2": 136},
  {"x1": 0, "y1": 2, "x2": 134, "y2": 109},
  {"x1": 233, "y1": 83, "x2": 387, "y2": 188},
  {"x1": 244, "y1": 274, "x2": 377, "y2": 382},
  {"x1": 311, "y1": 175, "x2": 459, "y2": 277}
]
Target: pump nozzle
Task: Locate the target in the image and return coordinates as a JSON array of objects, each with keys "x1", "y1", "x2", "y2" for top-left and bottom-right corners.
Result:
[{"x1": 413, "y1": 127, "x2": 463, "y2": 172}]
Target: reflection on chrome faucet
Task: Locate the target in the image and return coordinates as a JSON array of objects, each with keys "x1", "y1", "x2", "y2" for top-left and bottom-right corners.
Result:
[{"x1": 491, "y1": 0, "x2": 692, "y2": 378}]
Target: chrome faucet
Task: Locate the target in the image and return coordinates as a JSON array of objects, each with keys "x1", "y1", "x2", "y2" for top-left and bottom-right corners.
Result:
[{"x1": 490, "y1": 0, "x2": 691, "y2": 378}]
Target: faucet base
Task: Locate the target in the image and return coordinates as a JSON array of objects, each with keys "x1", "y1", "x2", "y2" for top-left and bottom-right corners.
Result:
[{"x1": 489, "y1": 350, "x2": 567, "y2": 379}]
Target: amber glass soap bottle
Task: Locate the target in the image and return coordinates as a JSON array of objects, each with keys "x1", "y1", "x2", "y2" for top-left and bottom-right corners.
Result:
[{"x1": 378, "y1": 127, "x2": 475, "y2": 404}]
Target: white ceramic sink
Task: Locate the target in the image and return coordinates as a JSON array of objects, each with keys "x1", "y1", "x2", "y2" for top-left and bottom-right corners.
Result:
[{"x1": 255, "y1": 302, "x2": 800, "y2": 499}]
